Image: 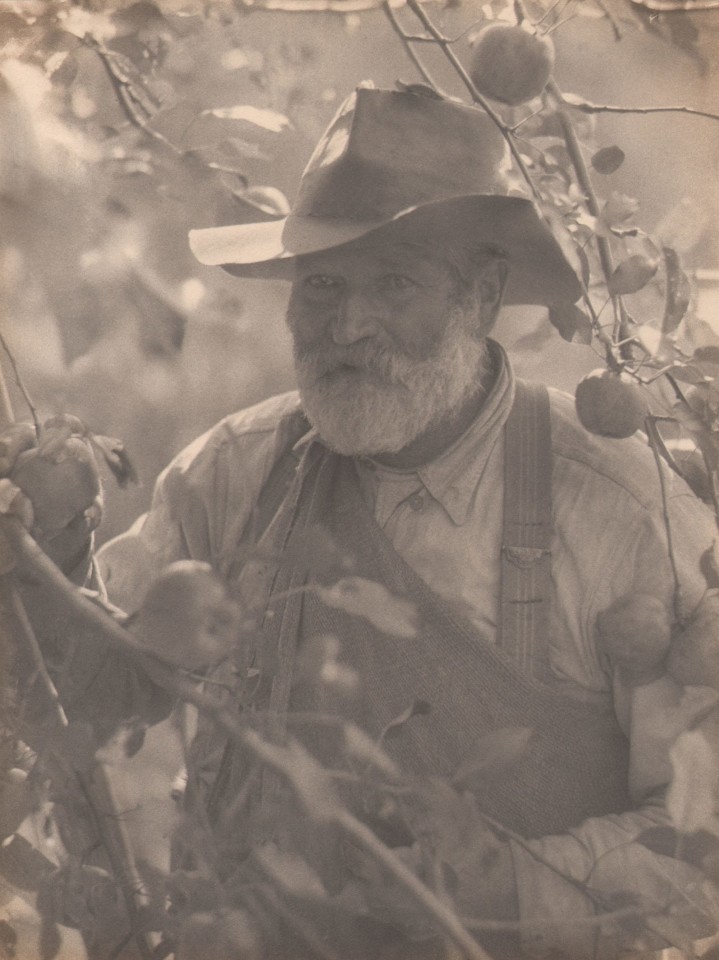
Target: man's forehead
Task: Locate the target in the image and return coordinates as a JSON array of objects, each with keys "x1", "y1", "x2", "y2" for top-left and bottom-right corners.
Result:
[{"x1": 295, "y1": 237, "x2": 446, "y2": 273}]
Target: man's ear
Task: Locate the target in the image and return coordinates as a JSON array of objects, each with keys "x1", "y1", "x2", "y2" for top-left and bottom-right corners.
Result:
[{"x1": 477, "y1": 257, "x2": 509, "y2": 337}]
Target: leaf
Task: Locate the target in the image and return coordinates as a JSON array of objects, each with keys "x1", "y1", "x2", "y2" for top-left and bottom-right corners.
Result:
[
  {"x1": 607, "y1": 255, "x2": 658, "y2": 296},
  {"x1": 343, "y1": 723, "x2": 399, "y2": 778},
  {"x1": 637, "y1": 825, "x2": 719, "y2": 869},
  {"x1": 202, "y1": 105, "x2": 291, "y2": 132},
  {"x1": 695, "y1": 346, "x2": 719, "y2": 364},
  {"x1": 453, "y1": 727, "x2": 533, "y2": 790},
  {"x1": 315, "y1": 577, "x2": 418, "y2": 638},
  {"x1": 379, "y1": 700, "x2": 431, "y2": 743},
  {"x1": 90, "y1": 435, "x2": 139, "y2": 488},
  {"x1": 591, "y1": 146, "x2": 625, "y2": 175},
  {"x1": 667, "y1": 729, "x2": 718, "y2": 833},
  {"x1": 548, "y1": 302, "x2": 593, "y2": 344},
  {"x1": 601, "y1": 192, "x2": 640, "y2": 228},
  {"x1": 0, "y1": 835, "x2": 55, "y2": 892},
  {"x1": 662, "y1": 247, "x2": 691, "y2": 333},
  {"x1": 700, "y1": 545, "x2": 719, "y2": 590},
  {"x1": 254, "y1": 845, "x2": 327, "y2": 899},
  {"x1": 699, "y1": 537, "x2": 719, "y2": 590},
  {"x1": 665, "y1": 363, "x2": 707, "y2": 385},
  {"x1": 254, "y1": 736, "x2": 339, "y2": 822},
  {"x1": 126, "y1": 268, "x2": 187, "y2": 359}
]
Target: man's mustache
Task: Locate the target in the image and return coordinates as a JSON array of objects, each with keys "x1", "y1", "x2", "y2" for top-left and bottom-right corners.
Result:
[{"x1": 295, "y1": 342, "x2": 410, "y2": 384}]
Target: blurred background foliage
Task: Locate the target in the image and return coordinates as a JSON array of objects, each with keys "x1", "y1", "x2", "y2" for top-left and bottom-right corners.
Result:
[{"x1": 1, "y1": 0, "x2": 718, "y2": 543}]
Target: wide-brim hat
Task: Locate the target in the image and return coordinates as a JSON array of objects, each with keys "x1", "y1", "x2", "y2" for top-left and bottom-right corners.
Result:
[{"x1": 189, "y1": 85, "x2": 581, "y2": 306}]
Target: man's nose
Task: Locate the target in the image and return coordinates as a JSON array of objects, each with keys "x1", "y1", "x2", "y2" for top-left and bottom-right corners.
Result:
[{"x1": 331, "y1": 289, "x2": 381, "y2": 345}]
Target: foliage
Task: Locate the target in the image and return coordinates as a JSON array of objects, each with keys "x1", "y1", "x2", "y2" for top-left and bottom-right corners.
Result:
[{"x1": 1, "y1": 1, "x2": 719, "y2": 959}]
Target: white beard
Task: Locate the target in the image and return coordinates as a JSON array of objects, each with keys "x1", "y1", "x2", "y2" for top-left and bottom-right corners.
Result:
[{"x1": 292, "y1": 306, "x2": 490, "y2": 457}]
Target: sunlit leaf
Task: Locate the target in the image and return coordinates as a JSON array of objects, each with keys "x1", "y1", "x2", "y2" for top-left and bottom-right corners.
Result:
[
  {"x1": 254, "y1": 845, "x2": 327, "y2": 899},
  {"x1": 607, "y1": 255, "x2": 658, "y2": 296},
  {"x1": 343, "y1": 723, "x2": 399, "y2": 778},
  {"x1": 561, "y1": 91, "x2": 592, "y2": 108},
  {"x1": 591, "y1": 145, "x2": 625, "y2": 174},
  {"x1": 635, "y1": 323, "x2": 667, "y2": 357},
  {"x1": 548, "y1": 302, "x2": 593, "y2": 344},
  {"x1": 315, "y1": 577, "x2": 418, "y2": 638},
  {"x1": 202, "y1": 105, "x2": 291, "y2": 132},
  {"x1": 252, "y1": 736, "x2": 339, "y2": 822},
  {"x1": 667, "y1": 729, "x2": 718, "y2": 833}
]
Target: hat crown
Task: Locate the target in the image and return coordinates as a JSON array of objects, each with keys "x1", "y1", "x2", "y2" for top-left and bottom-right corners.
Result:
[{"x1": 294, "y1": 87, "x2": 522, "y2": 221}]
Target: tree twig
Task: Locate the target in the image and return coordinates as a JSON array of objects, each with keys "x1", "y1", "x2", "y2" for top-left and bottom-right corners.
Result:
[
  {"x1": 561, "y1": 95, "x2": 719, "y2": 124},
  {"x1": 5, "y1": 518, "x2": 491, "y2": 960},
  {"x1": 381, "y1": 1, "x2": 445, "y2": 91},
  {"x1": 544, "y1": 80, "x2": 631, "y2": 356},
  {"x1": 403, "y1": 0, "x2": 542, "y2": 205},
  {"x1": 0, "y1": 332, "x2": 40, "y2": 438}
]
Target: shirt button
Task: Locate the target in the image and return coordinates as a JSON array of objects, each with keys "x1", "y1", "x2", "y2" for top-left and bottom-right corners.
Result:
[{"x1": 408, "y1": 493, "x2": 424, "y2": 511}]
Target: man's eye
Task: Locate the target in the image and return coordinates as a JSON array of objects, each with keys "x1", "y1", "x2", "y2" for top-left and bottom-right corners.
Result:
[
  {"x1": 305, "y1": 275, "x2": 341, "y2": 289},
  {"x1": 381, "y1": 274, "x2": 415, "y2": 292}
]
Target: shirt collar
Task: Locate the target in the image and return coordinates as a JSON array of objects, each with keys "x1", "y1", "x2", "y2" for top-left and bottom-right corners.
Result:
[
  {"x1": 415, "y1": 339, "x2": 514, "y2": 524},
  {"x1": 293, "y1": 339, "x2": 516, "y2": 525}
]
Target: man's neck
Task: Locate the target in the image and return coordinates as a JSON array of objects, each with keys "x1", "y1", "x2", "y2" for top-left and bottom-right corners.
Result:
[{"x1": 373, "y1": 377, "x2": 492, "y2": 471}]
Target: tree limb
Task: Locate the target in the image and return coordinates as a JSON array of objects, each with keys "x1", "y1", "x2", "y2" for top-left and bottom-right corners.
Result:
[{"x1": 4, "y1": 518, "x2": 492, "y2": 960}]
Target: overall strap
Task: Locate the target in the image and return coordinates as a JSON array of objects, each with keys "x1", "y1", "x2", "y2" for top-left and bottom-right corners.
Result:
[{"x1": 499, "y1": 379, "x2": 553, "y2": 683}]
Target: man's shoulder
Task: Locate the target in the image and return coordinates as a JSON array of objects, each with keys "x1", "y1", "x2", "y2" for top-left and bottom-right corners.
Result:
[
  {"x1": 171, "y1": 390, "x2": 303, "y2": 469},
  {"x1": 545, "y1": 386, "x2": 672, "y2": 512},
  {"x1": 219, "y1": 390, "x2": 305, "y2": 442}
]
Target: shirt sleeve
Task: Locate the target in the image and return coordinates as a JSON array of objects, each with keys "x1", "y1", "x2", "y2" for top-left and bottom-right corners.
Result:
[{"x1": 510, "y1": 466, "x2": 719, "y2": 959}]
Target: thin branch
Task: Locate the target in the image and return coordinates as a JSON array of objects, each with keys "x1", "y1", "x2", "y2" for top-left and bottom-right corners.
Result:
[
  {"x1": 333, "y1": 808, "x2": 493, "y2": 960},
  {"x1": 0, "y1": 332, "x2": 40, "y2": 438},
  {"x1": 5, "y1": 519, "x2": 489, "y2": 960},
  {"x1": 382, "y1": 1, "x2": 444, "y2": 90},
  {"x1": 9, "y1": 582, "x2": 69, "y2": 728},
  {"x1": 593, "y1": 0, "x2": 624, "y2": 40},
  {"x1": 404, "y1": 0, "x2": 542, "y2": 205},
  {"x1": 561, "y1": 94, "x2": 719, "y2": 124},
  {"x1": 645, "y1": 417, "x2": 683, "y2": 621},
  {"x1": 6, "y1": 556, "x2": 153, "y2": 958},
  {"x1": 545, "y1": 79, "x2": 632, "y2": 356}
]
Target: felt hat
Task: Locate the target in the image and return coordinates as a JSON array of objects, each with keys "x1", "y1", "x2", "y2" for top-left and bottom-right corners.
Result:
[{"x1": 189, "y1": 85, "x2": 581, "y2": 305}]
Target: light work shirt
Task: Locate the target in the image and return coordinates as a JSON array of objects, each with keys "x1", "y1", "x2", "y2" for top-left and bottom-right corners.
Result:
[{"x1": 97, "y1": 341, "x2": 718, "y2": 959}]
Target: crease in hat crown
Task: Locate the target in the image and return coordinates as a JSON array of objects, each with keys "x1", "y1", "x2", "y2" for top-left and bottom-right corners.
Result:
[{"x1": 189, "y1": 84, "x2": 581, "y2": 306}]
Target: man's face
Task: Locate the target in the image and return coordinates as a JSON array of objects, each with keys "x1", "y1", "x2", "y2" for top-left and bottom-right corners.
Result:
[{"x1": 286, "y1": 238, "x2": 493, "y2": 457}]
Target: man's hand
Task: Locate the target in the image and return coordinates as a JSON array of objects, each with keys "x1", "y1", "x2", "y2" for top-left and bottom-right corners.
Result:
[{"x1": 0, "y1": 416, "x2": 102, "y2": 575}]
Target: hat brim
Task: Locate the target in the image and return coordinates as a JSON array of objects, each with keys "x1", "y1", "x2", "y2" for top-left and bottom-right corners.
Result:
[{"x1": 189, "y1": 195, "x2": 581, "y2": 306}]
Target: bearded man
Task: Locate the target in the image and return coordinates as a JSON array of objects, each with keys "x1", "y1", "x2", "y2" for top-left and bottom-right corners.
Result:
[{"x1": 7, "y1": 86, "x2": 719, "y2": 959}]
